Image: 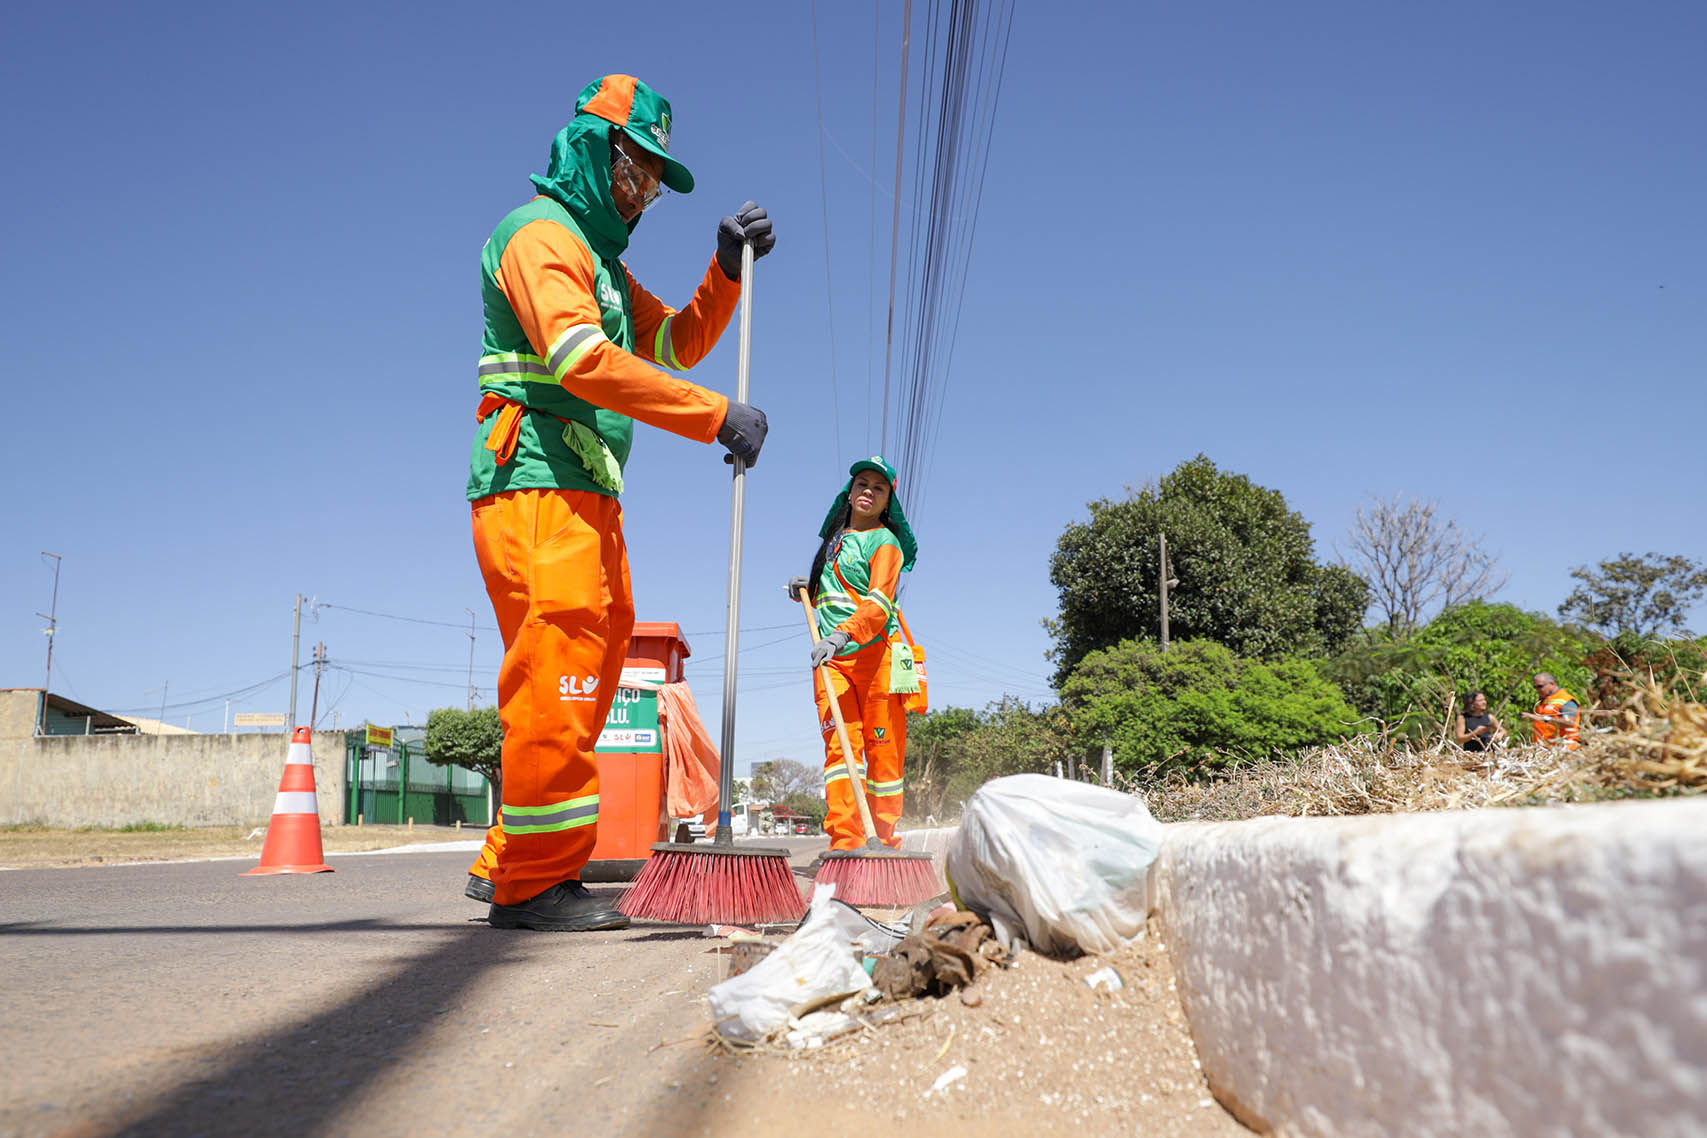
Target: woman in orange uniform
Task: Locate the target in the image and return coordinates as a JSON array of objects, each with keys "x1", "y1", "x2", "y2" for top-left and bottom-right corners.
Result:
[{"x1": 788, "y1": 457, "x2": 920, "y2": 849}]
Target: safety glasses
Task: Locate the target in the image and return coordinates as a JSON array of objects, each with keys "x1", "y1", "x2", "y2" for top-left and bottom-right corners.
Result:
[{"x1": 612, "y1": 139, "x2": 668, "y2": 212}]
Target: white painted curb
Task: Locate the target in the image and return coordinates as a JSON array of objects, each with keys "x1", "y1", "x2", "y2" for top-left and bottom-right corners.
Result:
[{"x1": 1153, "y1": 797, "x2": 1707, "y2": 1138}]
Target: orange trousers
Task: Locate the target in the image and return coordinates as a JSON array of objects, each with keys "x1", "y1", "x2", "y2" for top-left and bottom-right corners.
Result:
[
  {"x1": 465, "y1": 488, "x2": 633, "y2": 905},
  {"x1": 815, "y1": 644, "x2": 907, "y2": 850}
]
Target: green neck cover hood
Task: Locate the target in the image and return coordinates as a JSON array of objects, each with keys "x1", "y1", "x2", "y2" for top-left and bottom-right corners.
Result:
[{"x1": 529, "y1": 117, "x2": 636, "y2": 259}]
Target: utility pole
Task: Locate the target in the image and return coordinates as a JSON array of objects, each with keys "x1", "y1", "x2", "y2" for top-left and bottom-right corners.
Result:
[
  {"x1": 224, "y1": 699, "x2": 231, "y2": 734},
  {"x1": 288, "y1": 593, "x2": 303, "y2": 730},
  {"x1": 465, "y1": 608, "x2": 477, "y2": 711},
  {"x1": 309, "y1": 642, "x2": 326, "y2": 731},
  {"x1": 36, "y1": 552, "x2": 62, "y2": 736},
  {"x1": 1159, "y1": 532, "x2": 1179, "y2": 653}
]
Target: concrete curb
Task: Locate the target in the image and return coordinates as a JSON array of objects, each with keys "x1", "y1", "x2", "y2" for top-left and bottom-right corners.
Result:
[
  {"x1": 1153, "y1": 797, "x2": 1707, "y2": 1137},
  {"x1": 904, "y1": 799, "x2": 1707, "y2": 1136}
]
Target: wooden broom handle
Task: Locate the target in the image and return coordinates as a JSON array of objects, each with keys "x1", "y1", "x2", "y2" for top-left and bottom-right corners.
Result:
[{"x1": 796, "y1": 588, "x2": 880, "y2": 847}]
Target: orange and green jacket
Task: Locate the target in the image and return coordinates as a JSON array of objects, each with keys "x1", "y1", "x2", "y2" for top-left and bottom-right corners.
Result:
[
  {"x1": 815, "y1": 527, "x2": 904, "y2": 658},
  {"x1": 1532, "y1": 688, "x2": 1580, "y2": 749},
  {"x1": 467, "y1": 115, "x2": 737, "y2": 501}
]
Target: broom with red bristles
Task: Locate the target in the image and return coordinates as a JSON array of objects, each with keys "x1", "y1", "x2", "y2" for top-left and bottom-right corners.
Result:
[
  {"x1": 796, "y1": 587, "x2": 942, "y2": 907},
  {"x1": 616, "y1": 242, "x2": 805, "y2": 927}
]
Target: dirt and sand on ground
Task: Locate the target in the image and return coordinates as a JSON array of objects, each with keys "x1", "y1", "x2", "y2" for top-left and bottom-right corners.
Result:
[
  {"x1": 644, "y1": 919, "x2": 1248, "y2": 1137},
  {"x1": 0, "y1": 822, "x2": 474, "y2": 868}
]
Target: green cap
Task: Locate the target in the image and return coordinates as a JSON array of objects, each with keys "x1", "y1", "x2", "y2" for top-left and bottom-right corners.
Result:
[
  {"x1": 573, "y1": 74, "x2": 694, "y2": 194},
  {"x1": 818, "y1": 455, "x2": 918, "y2": 572}
]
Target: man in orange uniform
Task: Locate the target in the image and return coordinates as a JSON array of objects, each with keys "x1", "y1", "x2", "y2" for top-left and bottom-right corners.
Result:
[
  {"x1": 1523, "y1": 672, "x2": 1581, "y2": 751},
  {"x1": 463, "y1": 75, "x2": 774, "y2": 930}
]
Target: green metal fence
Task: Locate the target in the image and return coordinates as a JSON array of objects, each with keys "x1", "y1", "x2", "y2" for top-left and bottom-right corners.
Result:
[{"x1": 344, "y1": 736, "x2": 491, "y2": 827}]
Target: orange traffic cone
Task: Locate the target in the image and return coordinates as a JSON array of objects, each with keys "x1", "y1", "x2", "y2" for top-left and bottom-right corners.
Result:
[{"x1": 243, "y1": 726, "x2": 334, "y2": 875}]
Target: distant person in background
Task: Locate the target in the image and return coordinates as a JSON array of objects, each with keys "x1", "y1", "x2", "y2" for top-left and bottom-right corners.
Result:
[
  {"x1": 1454, "y1": 691, "x2": 1506, "y2": 752},
  {"x1": 1522, "y1": 673, "x2": 1580, "y2": 750}
]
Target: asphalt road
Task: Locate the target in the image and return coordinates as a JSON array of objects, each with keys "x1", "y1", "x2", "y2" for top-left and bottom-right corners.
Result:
[{"x1": 1, "y1": 837, "x2": 828, "y2": 1138}]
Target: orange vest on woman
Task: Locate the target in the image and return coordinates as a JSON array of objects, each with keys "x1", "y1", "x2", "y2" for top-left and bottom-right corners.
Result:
[{"x1": 1532, "y1": 688, "x2": 1580, "y2": 750}]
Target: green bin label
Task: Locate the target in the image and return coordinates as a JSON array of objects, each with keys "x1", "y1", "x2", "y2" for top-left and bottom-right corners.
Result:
[{"x1": 596, "y1": 686, "x2": 659, "y2": 753}]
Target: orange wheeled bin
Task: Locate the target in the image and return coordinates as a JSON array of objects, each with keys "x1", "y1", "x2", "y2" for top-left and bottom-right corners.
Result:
[{"x1": 582, "y1": 622, "x2": 691, "y2": 882}]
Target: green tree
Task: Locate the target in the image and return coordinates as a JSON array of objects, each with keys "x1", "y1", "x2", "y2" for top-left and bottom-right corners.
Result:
[
  {"x1": 902, "y1": 700, "x2": 1076, "y2": 818},
  {"x1": 1329, "y1": 602, "x2": 1595, "y2": 742},
  {"x1": 1559, "y1": 552, "x2": 1707, "y2": 639},
  {"x1": 423, "y1": 706, "x2": 503, "y2": 788},
  {"x1": 903, "y1": 706, "x2": 980, "y2": 818},
  {"x1": 1047, "y1": 455, "x2": 1367, "y2": 682},
  {"x1": 1060, "y1": 638, "x2": 1360, "y2": 775},
  {"x1": 750, "y1": 758, "x2": 821, "y2": 803}
]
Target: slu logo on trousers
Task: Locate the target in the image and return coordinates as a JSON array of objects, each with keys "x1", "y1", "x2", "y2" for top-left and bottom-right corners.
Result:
[{"x1": 559, "y1": 674, "x2": 600, "y2": 702}]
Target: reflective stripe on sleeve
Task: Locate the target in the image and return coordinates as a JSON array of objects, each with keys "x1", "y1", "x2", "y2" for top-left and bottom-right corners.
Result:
[
  {"x1": 500, "y1": 794, "x2": 600, "y2": 835},
  {"x1": 547, "y1": 324, "x2": 608, "y2": 377},
  {"x1": 476, "y1": 353, "x2": 555, "y2": 383},
  {"x1": 652, "y1": 316, "x2": 683, "y2": 370}
]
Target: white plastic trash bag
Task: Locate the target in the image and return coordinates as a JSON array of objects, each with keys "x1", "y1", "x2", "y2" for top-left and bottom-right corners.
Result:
[
  {"x1": 708, "y1": 883, "x2": 874, "y2": 1043},
  {"x1": 945, "y1": 773, "x2": 1164, "y2": 956}
]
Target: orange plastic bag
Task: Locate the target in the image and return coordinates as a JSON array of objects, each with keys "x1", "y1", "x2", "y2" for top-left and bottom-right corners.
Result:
[{"x1": 654, "y1": 681, "x2": 721, "y2": 821}]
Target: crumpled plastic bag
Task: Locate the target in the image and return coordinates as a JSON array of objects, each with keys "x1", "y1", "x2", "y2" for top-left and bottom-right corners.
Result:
[
  {"x1": 945, "y1": 773, "x2": 1164, "y2": 956},
  {"x1": 823, "y1": 897, "x2": 908, "y2": 956},
  {"x1": 707, "y1": 883, "x2": 874, "y2": 1042}
]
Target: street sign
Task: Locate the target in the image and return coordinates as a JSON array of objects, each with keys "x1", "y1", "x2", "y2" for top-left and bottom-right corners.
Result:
[
  {"x1": 233, "y1": 713, "x2": 286, "y2": 727},
  {"x1": 366, "y1": 725, "x2": 394, "y2": 748}
]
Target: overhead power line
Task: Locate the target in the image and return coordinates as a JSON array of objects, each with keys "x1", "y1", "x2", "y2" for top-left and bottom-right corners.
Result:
[{"x1": 878, "y1": 0, "x2": 1016, "y2": 528}]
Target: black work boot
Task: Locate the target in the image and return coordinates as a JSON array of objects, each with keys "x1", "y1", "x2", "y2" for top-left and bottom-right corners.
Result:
[
  {"x1": 464, "y1": 874, "x2": 495, "y2": 903},
  {"x1": 488, "y1": 879, "x2": 630, "y2": 932}
]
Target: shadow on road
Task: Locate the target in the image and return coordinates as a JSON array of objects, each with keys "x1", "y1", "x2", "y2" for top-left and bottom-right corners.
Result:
[{"x1": 96, "y1": 924, "x2": 520, "y2": 1138}]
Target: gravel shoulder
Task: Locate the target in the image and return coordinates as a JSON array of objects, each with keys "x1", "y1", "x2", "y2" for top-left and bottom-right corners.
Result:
[{"x1": 0, "y1": 823, "x2": 480, "y2": 868}]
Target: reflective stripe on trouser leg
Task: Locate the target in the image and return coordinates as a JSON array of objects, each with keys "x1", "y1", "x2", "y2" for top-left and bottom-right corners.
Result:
[
  {"x1": 815, "y1": 648, "x2": 883, "y2": 851},
  {"x1": 864, "y1": 649, "x2": 907, "y2": 848},
  {"x1": 470, "y1": 488, "x2": 634, "y2": 905}
]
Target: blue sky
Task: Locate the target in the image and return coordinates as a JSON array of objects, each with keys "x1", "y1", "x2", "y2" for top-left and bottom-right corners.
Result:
[{"x1": 4, "y1": 1, "x2": 1703, "y2": 773}]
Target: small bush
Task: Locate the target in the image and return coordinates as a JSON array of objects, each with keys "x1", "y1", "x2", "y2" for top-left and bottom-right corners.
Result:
[{"x1": 1061, "y1": 638, "x2": 1361, "y2": 777}]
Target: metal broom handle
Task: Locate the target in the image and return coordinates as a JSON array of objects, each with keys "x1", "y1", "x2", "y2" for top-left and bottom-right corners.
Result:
[{"x1": 716, "y1": 240, "x2": 755, "y2": 847}]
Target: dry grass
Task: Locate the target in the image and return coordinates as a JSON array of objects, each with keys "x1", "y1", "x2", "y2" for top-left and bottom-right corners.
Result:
[{"x1": 1132, "y1": 674, "x2": 1707, "y2": 824}]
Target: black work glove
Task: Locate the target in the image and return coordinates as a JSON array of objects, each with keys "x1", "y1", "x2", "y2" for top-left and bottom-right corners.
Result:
[
  {"x1": 715, "y1": 201, "x2": 776, "y2": 280},
  {"x1": 716, "y1": 400, "x2": 768, "y2": 467},
  {"x1": 786, "y1": 575, "x2": 811, "y2": 602},
  {"x1": 810, "y1": 630, "x2": 851, "y2": 668}
]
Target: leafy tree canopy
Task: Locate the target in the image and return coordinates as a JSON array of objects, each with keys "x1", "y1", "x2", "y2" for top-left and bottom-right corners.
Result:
[
  {"x1": 1047, "y1": 455, "x2": 1367, "y2": 683},
  {"x1": 1059, "y1": 638, "x2": 1359, "y2": 776},
  {"x1": 422, "y1": 706, "x2": 503, "y2": 787},
  {"x1": 1559, "y1": 552, "x2": 1707, "y2": 639},
  {"x1": 749, "y1": 758, "x2": 821, "y2": 803}
]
